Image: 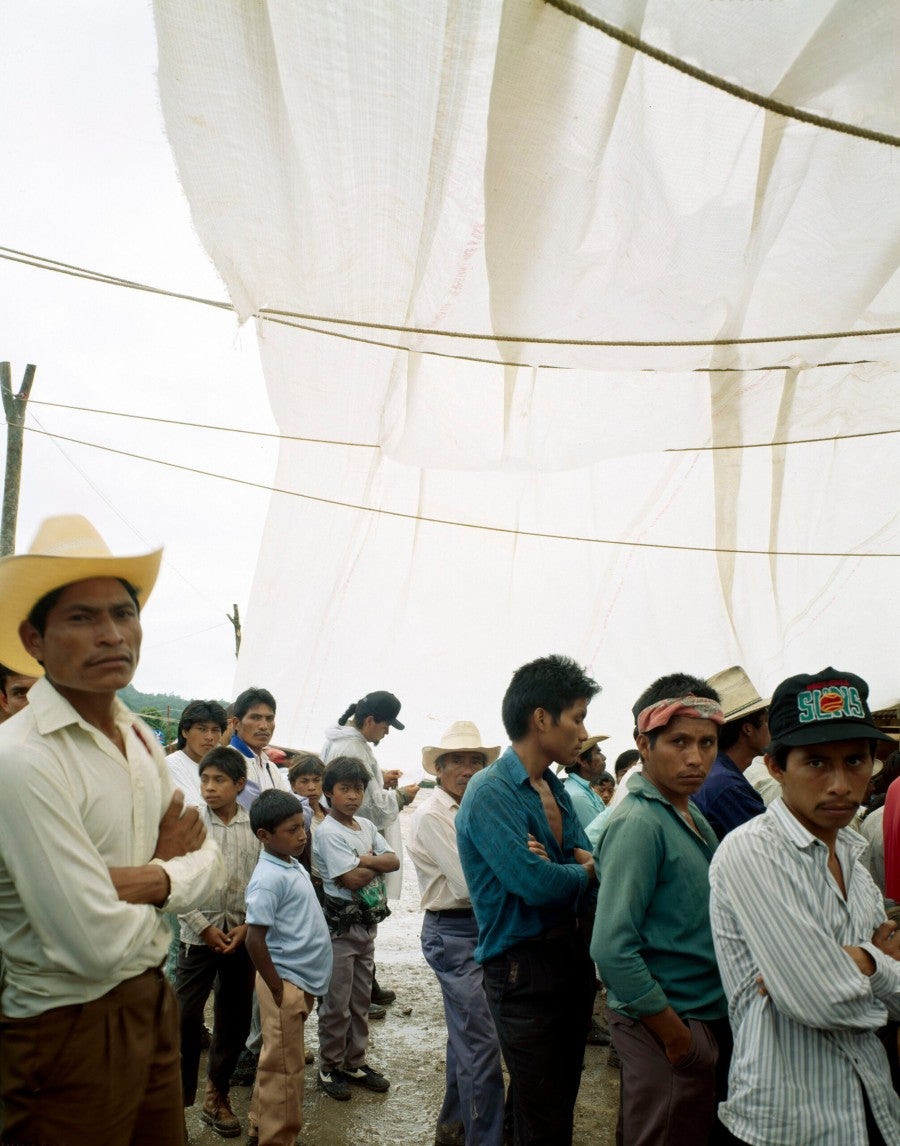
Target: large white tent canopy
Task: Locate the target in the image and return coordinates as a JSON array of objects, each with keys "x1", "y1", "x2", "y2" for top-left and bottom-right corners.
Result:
[{"x1": 153, "y1": 0, "x2": 899, "y2": 761}]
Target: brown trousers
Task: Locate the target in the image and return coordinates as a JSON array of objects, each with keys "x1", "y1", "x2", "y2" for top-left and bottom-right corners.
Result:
[
  {"x1": 0, "y1": 967, "x2": 184, "y2": 1146},
  {"x1": 248, "y1": 975, "x2": 313, "y2": 1146}
]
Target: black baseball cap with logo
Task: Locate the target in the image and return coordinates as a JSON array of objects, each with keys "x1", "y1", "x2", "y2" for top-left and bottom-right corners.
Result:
[
  {"x1": 765, "y1": 667, "x2": 893, "y2": 752},
  {"x1": 361, "y1": 691, "x2": 404, "y2": 730}
]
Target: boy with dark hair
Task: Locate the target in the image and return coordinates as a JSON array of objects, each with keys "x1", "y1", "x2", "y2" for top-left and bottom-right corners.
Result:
[
  {"x1": 167, "y1": 699, "x2": 229, "y2": 807},
  {"x1": 591, "y1": 671, "x2": 729, "y2": 1145},
  {"x1": 290, "y1": 753, "x2": 328, "y2": 903},
  {"x1": 313, "y1": 756, "x2": 399, "y2": 1101},
  {"x1": 245, "y1": 789, "x2": 333, "y2": 1146},
  {"x1": 710, "y1": 668, "x2": 900, "y2": 1145},
  {"x1": 456, "y1": 654, "x2": 600, "y2": 1144},
  {"x1": 175, "y1": 746, "x2": 258, "y2": 1137}
]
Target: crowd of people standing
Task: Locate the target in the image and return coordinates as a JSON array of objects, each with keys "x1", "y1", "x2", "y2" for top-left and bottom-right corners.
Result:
[{"x1": 0, "y1": 515, "x2": 898, "y2": 1146}]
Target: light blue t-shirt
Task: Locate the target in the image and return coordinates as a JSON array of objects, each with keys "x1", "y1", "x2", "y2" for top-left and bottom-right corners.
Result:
[
  {"x1": 312, "y1": 815, "x2": 393, "y2": 901},
  {"x1": 245, "y1": 851, "x2": 333, "y2": 995}
]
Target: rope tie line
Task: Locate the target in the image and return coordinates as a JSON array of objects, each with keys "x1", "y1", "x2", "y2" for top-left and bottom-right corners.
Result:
[
  {"x1": 18, "y1": 424, "x2": 898, "y2": 559},
  {"x1": 17, "y1": 400, "x2": 900, "y2": 453},
  {"x1": 3, "y1": 246, "x2": 898, "y2": 350},
  {"x1": 543, "y1": 0, "x2": 900, "y2": 148}
]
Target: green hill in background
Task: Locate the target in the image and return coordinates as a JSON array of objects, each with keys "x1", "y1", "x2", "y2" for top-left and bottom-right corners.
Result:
[{"x1": 118, "y1": 684, "x2": 228, "y2": 740}]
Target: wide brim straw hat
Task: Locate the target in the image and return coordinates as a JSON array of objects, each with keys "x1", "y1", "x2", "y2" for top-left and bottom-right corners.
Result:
[
  {"x1": 422, "y1": 720, "x2": 501, "y2": 776},
  {"x1": 707, "y1": 665, "x2": 770, "y2": 722},
  {"x1": 0, "y1": 514, "x2": 162, "y2": 677},
  {"x1": 561, "y1": 733, "x2": 609, "y2": 771}
]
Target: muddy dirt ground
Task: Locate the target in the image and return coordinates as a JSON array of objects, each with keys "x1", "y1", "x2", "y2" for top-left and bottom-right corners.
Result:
[{"x1": 187, "y1": 805, "x2": 620, "y2": 1145}]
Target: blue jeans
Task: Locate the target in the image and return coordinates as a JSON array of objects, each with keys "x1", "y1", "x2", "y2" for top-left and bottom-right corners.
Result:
[
  {"x1": 483, "y1": 930, "x2": 594, "y2": 1145},
  {"x1": 421, "y1": 911, "x2": 506, "y2": 1144}
]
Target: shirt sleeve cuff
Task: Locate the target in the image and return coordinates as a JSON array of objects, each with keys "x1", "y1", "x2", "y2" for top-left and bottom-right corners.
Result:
[
  {"x1": 860, "y1": 942, "x2": 900, "y2": 998},
  {"x1": 618, "y1": 982, "x2": 670, "y2": 1018},
  {"x1": 152, "y1": 838, "x2": 224, "y2": 914}
]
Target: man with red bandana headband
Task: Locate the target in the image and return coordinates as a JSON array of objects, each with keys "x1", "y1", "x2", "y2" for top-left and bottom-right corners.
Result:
[{"x1": 591, "y1": 672, "x2": 731, "y2": 1146}]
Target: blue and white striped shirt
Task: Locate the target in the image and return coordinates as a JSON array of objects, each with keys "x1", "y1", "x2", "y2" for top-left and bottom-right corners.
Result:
[{"x1": 709, "y1": 798, "x2": 900, "y2": 1144}]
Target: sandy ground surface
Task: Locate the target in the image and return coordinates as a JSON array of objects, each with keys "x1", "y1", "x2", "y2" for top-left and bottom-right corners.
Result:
[{"x1": 187, "y1": 804, "x2": 620, "y2": 1145}]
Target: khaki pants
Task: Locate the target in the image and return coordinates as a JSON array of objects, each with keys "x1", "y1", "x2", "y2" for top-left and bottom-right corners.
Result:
[
  {"x1": 249, "y1": 975, "x2": 313, "y2": 1146},
  {"x1": 0, "y1": 967, "x2": 184, "y2": 1146}
]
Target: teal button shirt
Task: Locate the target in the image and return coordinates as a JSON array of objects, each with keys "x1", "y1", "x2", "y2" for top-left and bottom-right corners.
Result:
[{"x1": 590, "y1": 773, "x2": 726, "y2": 1021}]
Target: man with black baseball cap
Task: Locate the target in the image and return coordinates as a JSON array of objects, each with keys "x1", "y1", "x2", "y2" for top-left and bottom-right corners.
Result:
[{"x1": 710, "y1": 668, "x2": 900, "y2": 1145}]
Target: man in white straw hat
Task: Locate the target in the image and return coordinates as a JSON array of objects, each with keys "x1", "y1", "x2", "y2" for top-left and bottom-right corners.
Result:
[
  {"x1": 559, "y1": 733, "x2": 610, "y2": 832},
  {"x1": 407, "y1": 721, "x2": 505, "y2": 1146},
  {"x1": 693, "y1": 665, "x2": 770, "y2": 840},
  {"x1": 0, "y1": 514, "x2": 224, "y2": 1145}
]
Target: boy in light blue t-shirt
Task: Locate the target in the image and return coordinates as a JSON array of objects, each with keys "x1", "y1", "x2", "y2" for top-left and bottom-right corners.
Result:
[
  {"x1": 313, "y1": 756, "x2": 399, "y2": 1101},
  {"x1": 245, "y1": 790, "x2": 332, "y2": 1146}
]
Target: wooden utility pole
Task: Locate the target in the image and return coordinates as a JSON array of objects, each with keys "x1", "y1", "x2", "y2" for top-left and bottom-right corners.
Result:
[
  {"x1": 227, "y1": 603, "x2": 242, "y2": 657},
  {"x1": 1, "y1": 363, "x2": 36, "y2": 556}
]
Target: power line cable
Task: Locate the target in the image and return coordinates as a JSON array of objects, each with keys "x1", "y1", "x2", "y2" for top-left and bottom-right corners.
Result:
[
  {"x1": 543, "y1": 0, "x2": 900, "y2": 148},
  {"x1": 3, "y1": 245, "x2": 898, "y2": 350},
  {"x1": 26, "y1": 413, "x2": 233, "y2": 615},
  {"x1": 20, "y1": 398, "x2": 900, "y2": 453},
  {"x1": 18, "y1": 423, "x2": 899, "y2": 559}
]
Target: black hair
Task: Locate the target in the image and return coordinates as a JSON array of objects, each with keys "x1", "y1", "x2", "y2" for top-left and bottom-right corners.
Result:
[
  {"x1": 592, "y1": 771, "x2": 616, "y2": 787},
  {"x1": 249, "y1": 789, "x2": 305, "y2": 834},
  {"x1": 718, "y1": 707, "x2": 768, "y2": 753},
  {"x1": 288, "y1": 752, "x2": 326, "y2": 785},
  {"x1": 614, "y1": 749, "x2": 641, "y2": 777},
  {"x1": 233, "y1": 687, "x2": 276, "y2": 720},
  {"x1": 337, "y1": 695, "x2": 386, "y2": 730},
  {"x1": 177, "y1": 699, "x2": 228, "y2": 749},
  {"x1": 198, "y1": 745, "x2": 247, "y2": 784},
  {"x1": 0, "y1": 663, "x2": 15, "y2": 695},
  {"x1": 501, "y1": 655, "x2": 600, "y2": 741},
  {"x1": 26, "y1": 578, "x2": 140, "y2": 636},
  {"x1": 632, "y1": 673, "x2": 720, "y2": 747},
  {"x1": 322, "y1": 756, "x2": 371, "y2": 795}
]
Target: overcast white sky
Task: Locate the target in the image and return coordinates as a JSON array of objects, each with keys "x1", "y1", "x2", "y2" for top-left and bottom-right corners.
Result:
[{"x1": 2, "y1": 1, "x2": 274, "y2": 702}]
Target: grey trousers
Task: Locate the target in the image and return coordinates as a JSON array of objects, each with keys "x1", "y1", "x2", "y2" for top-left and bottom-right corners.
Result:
[
  {"x1": 317, "y1": 922, "x2": 375, "y2": 1073},
  {"x1": 608, "y1": 1008, "x2": 720, "y2": 1146}
]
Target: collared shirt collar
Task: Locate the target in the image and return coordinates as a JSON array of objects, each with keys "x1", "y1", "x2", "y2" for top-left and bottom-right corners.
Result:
[
  {"x1": 713, "y1": 751, "x2": 742, "y2": 776},
  {"x1": 504, "y1": 748, "x2": 566, "y2": 793},
  {"x1": 767, "y1": 795, "x2": 866, "y2": 861},
  {"x1": 28, "y1": 675, "x2": 132, "y2": 738},
  {"x1": 564, "y1": 770, "x2": 593, "y2": 792},
  {"x1": 259, "y1": 848, "x2": 299, "y2": 869},
  {"x1": 204, "y1": 803, "x2": 251, "y2": 827},
  {"x1": 431, "y1": 784, "x2": 460, "y2": 811}
]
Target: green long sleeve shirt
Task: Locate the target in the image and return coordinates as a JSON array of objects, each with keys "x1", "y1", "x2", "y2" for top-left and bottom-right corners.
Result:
[{"x1": 590, "y1": 773, "x2": 726, "y2": 1021}]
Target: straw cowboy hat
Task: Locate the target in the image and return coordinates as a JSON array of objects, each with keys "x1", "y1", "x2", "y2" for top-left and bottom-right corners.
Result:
[
  {"x1": 707, "y1": 665, "x2": 769, "y2": 723},
  {"x1": 422, "y1": 721, "x2": 501, "y2": 776},
  {"x1": 0, "y1": 514, "x2": 162, "y2": 677},
  {"x1": 561, "y1": 733, "x2": 609, "y2": 771}
]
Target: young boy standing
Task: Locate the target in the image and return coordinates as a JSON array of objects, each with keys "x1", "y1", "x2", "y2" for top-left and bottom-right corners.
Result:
[
  {"x1": 290, "y1": 753, "x2": 328, "y2": 903},
  {"x1": 245, "y1": 789, "x2": 333, "y2": 1146},
  {"x1": 313, "y1": 756, "x2": 399, "y2": 1100},
  {"x1": 175, "y1": 746, "x2": 260, "y2": 1137}
]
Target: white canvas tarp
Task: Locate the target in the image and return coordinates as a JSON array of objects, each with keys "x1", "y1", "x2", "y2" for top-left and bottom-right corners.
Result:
[{"x1": 153, "y1": 0, "x2": 899, "y2": 755}]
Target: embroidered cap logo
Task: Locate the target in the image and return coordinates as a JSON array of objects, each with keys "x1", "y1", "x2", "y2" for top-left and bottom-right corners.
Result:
[{"x1": 796, "y1": 682, "x2": 866, "y2": 724}]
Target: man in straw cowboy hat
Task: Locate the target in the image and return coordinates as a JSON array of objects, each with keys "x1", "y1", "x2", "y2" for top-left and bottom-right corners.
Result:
[
  {"x1": 559, "y1": 732, "x2": 611, "y2": 832},
  {"x1": 709, "y1": 667, "x2": 900, "y2": 1144},
  {"x1": 407, "y1": 721, "x2": 505, "y2": 1146},
  {"x1": 0, "y1": 515, "x2": 224, "y2": 1145},
  {"x1": 456, "y1": 655, "x2": 600, "y2": 1145},
  {"x1": 693, "y1": 665, "x2": 770, "y2": 840}
]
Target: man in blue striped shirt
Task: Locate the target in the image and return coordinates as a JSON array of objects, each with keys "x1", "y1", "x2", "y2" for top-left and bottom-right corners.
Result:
[{"x1": 710, "y1": 667, "x2": 900, "y2": 1145}]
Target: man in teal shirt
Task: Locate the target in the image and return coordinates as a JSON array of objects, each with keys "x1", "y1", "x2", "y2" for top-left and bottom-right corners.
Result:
[
  {"x1": 591, "y1": 672, "x2": 730, "y2": 1145},
  {"x1": 560, "y1": 733, "x2": 610, "y2": 832}
]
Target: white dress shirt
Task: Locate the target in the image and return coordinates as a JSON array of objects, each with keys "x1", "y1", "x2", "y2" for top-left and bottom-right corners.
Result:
[
  {"x1": 710, "y1": 798, "x2": 900, "y2": 1144},
  {"x1": 406, "y1": 786, "x2": 471, "y2": 911},
  {"x1": 0, "y1": 678, "x2": 224, "y2": 1017}
]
